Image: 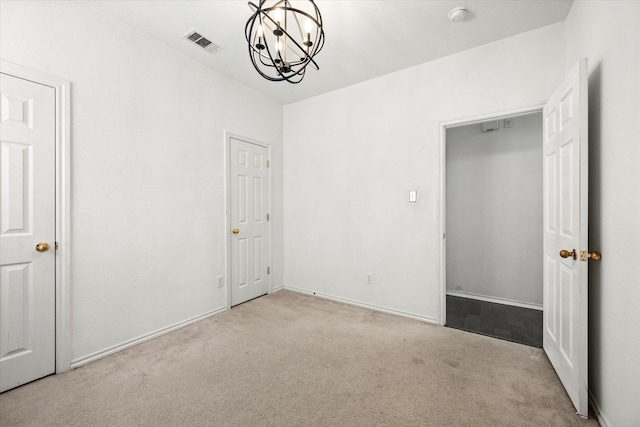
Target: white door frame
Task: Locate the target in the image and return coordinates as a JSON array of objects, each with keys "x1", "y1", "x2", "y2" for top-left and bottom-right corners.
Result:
[
  {"x1": 1, "y1": 61, "x2": 72, "y2": 373},
  {"x1": 437, "y1": 102, "x2": 545, "y2": 325},
  {"x1": 224, "y1": 132, "x2": 272, "y2": 309}
]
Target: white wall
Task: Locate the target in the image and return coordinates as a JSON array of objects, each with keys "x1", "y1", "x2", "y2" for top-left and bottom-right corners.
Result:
[
  {"x1": 0, "y1": 1, "x2": 284, "y2": 364},
  {"x1": 4, "y1": 2, "x2": 635, "y2": 423},
  {"x1": 446, "y1": 113, "x2": 542, "y2": 306},
  {"x1": 564, "y1": 2, "x2": 640, "y2": 426},
  {"x1": 283, "y1": 23, "x2": 564, "y2": 321}
]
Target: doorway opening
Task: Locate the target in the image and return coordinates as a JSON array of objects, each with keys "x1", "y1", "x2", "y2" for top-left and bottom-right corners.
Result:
[{"x1": 442, "y1": 110, "x2": 543, "y2": 347}]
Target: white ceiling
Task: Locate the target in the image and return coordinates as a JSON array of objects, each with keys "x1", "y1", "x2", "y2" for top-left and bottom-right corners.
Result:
[{"x1": 87, "y1": 0, "x2": 573, "y2": 105}]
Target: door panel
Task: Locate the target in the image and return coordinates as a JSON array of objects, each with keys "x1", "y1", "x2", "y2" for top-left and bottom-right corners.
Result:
[
  {"x1": 229, "y1": 137, "x2": 269, "y2": 306},
  {"x1": 0, "y1": 73, "x2": 56, "y2": 392},
  {"x1": 542, "y1": 59, "x2": 588, "y2": 416}
]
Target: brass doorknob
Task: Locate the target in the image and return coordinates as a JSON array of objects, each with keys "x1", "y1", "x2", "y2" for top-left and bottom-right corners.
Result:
[
  {"x1": 559, "y1": 249, "x2": 576, "y2": 260},
  {"x1": 581, "y1": 250, "x2": 602, "y2": 261},
  {"x1": 232, "y1": 228, "x2": 240, "y2": 235},
  {"x1": 35, "y1": 242, "x2": 50, "y2": 252}
]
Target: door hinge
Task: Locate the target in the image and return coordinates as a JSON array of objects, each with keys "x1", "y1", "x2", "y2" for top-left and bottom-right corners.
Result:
[
  {"x1": 267, "y1": 266, "x2": 270, "y2": 274},
  {"x1": 55, "y1": 241, "x2": 59, "y2": 250},
  {"x1": 267, "y1": 213, "x2": 270, "y2": 221},
  {"x1": 266, "y1": 160, "x2": 270, "y2": 168}
]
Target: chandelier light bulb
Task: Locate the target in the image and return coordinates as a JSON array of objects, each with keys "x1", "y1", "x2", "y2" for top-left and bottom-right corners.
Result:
[
  {"x1": 274, "y1": 8, "x2": 283, "y2": 23},
  {"x1": 273, "y1": 8, "x2": 284, "y2": 35},
  {"x1": 304, "y1": 19, "x2": 312, "y2": 47},
  {"x1": 274, "y1": 39, "x2": 282, "y2": 63},
  {"x1": 256, "y1": 24, "x2": 265, "y2": 49}
]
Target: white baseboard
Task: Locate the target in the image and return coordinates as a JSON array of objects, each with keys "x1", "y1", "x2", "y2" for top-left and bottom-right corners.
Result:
[
  {"x1": 271, "y1": 284, "x2": 285, "y2": 292},
  {"x1": 446, "y1": 290, "x2": 543, "y2": 311},
  {"x1": 589, "y1": 390, "x2": 611, "y2": 427},
  {"x1": 284, "y1": 285, "x2": 437, "y2": 324},
  {"x1": 70, "y1": 306, "x2": 227, "y2": 368}
]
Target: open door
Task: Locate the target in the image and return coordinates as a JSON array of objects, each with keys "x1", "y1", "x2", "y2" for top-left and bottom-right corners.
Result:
[{"x1": 543, "y1": 58, "x2": 598, "y2": 416}]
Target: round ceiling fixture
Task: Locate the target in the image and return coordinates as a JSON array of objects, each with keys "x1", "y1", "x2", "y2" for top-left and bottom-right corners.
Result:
[
  {"x1": 245, "y1": 0, "x2": 325, "y2": 84},
  {"x1": 448, "y1": 7, "x2": 467, "y2": 22}
]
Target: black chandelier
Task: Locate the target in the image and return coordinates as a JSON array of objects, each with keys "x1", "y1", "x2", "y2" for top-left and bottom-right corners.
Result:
[{"x1": 245, "y1": 0, "x2": 325, "y2": 83}]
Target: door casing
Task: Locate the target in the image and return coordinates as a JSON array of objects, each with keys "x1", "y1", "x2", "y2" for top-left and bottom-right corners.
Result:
[
  {"x1": 1, "y1": 61, "x2": 71, "y2": 374},
  {"x1": 224, "y1": 132, "x2": 272, "y2": 309}
]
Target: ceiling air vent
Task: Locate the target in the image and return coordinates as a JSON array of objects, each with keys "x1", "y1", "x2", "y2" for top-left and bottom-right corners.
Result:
[{"x1": 184, "y1": 30, "x2": 224, "y2": 54}]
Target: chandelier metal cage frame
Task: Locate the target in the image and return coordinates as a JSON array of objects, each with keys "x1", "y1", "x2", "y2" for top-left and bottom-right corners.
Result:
[{"x1": 245, "y1": 0, "x2": 325, "y2": 83}]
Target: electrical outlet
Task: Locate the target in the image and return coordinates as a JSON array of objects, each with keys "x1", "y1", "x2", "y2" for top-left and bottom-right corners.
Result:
[
  {"x1": 217, "y1": 275, "x2": 224, "y2": 288},
  {"x1": 366, "y1": 273, "x2": 373, "y2": 284}
]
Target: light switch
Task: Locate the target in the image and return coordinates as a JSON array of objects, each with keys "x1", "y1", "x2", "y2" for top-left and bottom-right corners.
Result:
[{"x1": 409, "y1": 190, "x2": 417, "y2": 203}]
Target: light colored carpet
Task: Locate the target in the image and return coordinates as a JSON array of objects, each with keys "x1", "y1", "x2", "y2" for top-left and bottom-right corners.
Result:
[{"x1": 1, "y1": 290, "x2": 598, "y2": 426}]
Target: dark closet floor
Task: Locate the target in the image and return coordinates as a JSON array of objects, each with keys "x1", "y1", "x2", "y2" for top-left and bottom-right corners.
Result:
[{"x1": 445, "y1": 295, "x2": 543, "y2": 347}]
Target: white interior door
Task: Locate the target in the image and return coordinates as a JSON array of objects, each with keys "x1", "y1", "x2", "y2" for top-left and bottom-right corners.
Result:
[
  {"x1": 229, "y1": 137, "x2": 269, "y2": 306},
  {"x1": 0, "y1": 73, "x2": 56, "y2": 392},
  {"x1": 542, "y1": 58, "x2": 589, "y2": 416}
]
